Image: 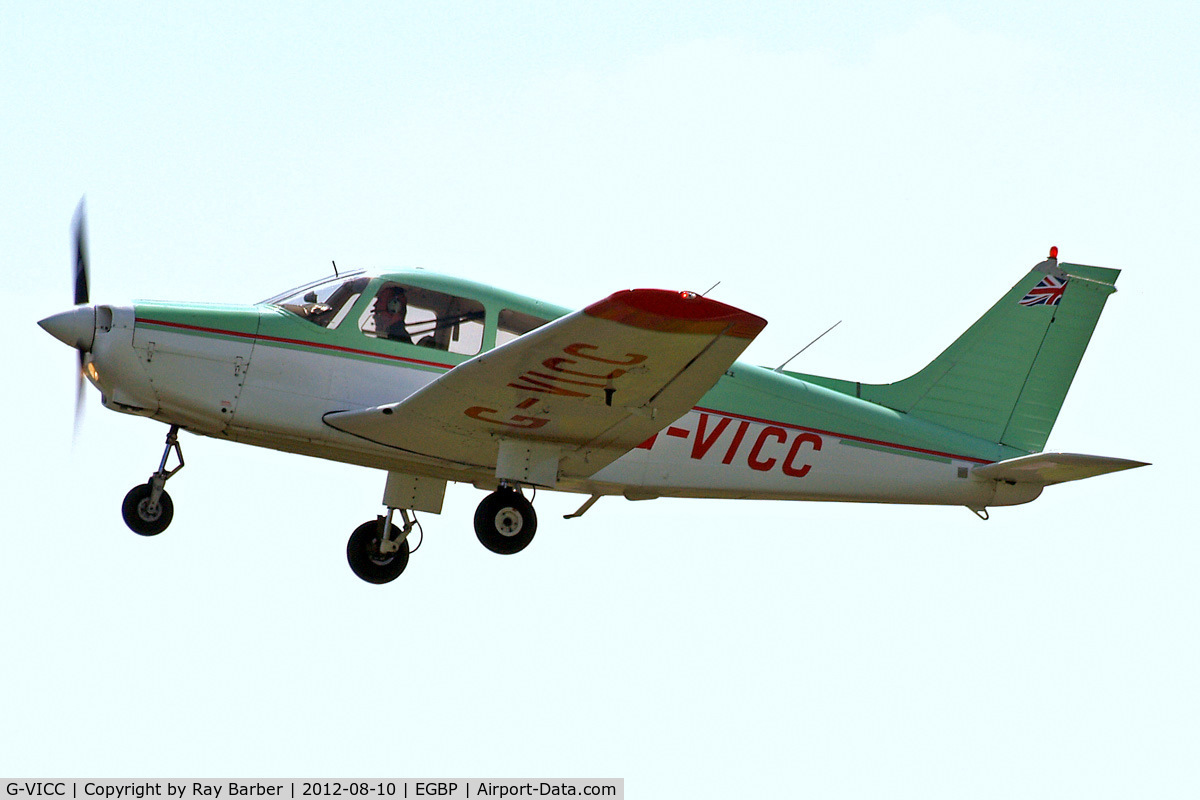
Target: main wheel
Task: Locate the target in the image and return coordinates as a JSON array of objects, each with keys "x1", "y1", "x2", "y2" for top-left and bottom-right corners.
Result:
[
  {"x1": 474, "y1": 489, "x2": 537, "y2": 555},
  {"x1": 346, "y1": 520, "x2": 410, "y2": 584},
  {"x1": 121, "y1": 482, "x2": 174, "y2": 536}
]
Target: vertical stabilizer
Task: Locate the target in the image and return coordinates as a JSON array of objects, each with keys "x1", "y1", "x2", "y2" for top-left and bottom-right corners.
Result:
[{"x1": 790, "y1": 256, "x2": 1120, "y2": 452}]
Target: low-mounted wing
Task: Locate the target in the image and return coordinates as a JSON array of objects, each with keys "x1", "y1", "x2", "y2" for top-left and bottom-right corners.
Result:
[{"x1": 323, "y1": 289, "x2": 767, "y2": 482}]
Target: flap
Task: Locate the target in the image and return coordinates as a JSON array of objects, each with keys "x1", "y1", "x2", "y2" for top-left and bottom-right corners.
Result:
[
  {"x1": 971, "y1": 452, "x2": 1149, "y2": 485},
  {"x1": 323, "y1": 289, "x2": 767, "y2": 481}
]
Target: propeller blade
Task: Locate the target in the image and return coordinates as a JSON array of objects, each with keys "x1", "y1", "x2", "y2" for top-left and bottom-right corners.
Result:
[
  {"x1": 69, "y1": 197, "x2": 91, "y2": 442},
  {"x1": 74, "y1": 352, "x2": 86, "y2": 440},
  {"x1": 73, "y1": 197, "x2": 89, "y2": 305}
]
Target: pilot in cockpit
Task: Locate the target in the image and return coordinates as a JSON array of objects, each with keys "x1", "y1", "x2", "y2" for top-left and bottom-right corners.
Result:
[{"x1": 372, "y1": 285, "x2": 412, "y2": 343}]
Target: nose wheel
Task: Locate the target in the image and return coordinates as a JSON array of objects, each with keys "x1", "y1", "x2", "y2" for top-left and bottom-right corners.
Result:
[
  {"x1": 122, "y1": 425, "x2": 184, "y2": 536},
  {"x1": 474, "y1": 487, "x2": 537, "y2": 554},
  {"x1": 122, "y1": 482, "x2": 174, "y2": 536}
]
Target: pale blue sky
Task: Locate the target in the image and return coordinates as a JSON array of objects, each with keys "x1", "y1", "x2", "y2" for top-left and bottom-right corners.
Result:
[{"x1": 3, "y1": 2, "x2": 1196, "y2": 796}]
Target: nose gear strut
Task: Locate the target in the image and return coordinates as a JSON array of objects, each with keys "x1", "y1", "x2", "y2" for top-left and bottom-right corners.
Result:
[{"x1": 121, "y1": 424, "x2": 185, "y2": 536}]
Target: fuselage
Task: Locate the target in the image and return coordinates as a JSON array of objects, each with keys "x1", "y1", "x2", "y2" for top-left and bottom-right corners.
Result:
[{"x1": 74, "y1": 270, "x2": 1041, "y2": 511}]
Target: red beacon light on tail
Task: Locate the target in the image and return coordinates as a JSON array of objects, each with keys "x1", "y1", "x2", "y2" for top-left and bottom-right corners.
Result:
[{"x1": 1049, "y1": 246, "x2": 1059, "y2": 260}]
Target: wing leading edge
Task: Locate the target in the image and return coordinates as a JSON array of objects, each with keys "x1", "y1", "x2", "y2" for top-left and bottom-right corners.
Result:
[{"x1": 323, "y1": 289, "x2": 767, "y2": 483}]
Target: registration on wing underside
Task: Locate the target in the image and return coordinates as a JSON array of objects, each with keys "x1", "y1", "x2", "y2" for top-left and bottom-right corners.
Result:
[{"x1": 322, "y1": 289, "x2": 767, "y2": 478}]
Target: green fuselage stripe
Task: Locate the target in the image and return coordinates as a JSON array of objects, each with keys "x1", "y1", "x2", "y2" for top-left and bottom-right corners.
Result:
[{"x1": 137, "y1": 317, "x2": 996, "y2": 467}]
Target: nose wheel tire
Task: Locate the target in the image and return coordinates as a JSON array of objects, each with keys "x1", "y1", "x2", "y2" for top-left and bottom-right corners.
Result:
[
  {"x1": 121, "y1": 482, "x2": 174, "y2": 536},
  {"x1": 474, "y1": 488, "x2": 537, "y2": 555},
  {"x1": 347, "y1": 520, "x2": 411, "y2": 584}
]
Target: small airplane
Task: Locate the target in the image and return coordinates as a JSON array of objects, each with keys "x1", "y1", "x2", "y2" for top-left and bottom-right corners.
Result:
[{"x1": 40, "y1": 201, "x2": 1148, "y2": 583}]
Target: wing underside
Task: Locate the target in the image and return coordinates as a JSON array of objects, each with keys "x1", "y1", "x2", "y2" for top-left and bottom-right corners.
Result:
[{"x1": 323, "y1": 289, "x2": 767, "y2": 483}]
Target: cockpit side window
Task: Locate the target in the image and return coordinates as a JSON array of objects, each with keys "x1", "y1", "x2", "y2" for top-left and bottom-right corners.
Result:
[
  {"x1": 272, "y1": 276, "x2": 370, "y2": 328},
  {"x1": 496, "y1": 308, "x2": 550, "y2": 348},
  {"x1": 360, "y1": 282, "x2": 485, "y2": 356}
]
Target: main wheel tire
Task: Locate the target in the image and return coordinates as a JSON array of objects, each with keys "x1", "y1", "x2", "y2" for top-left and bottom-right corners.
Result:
[
  {"x1": 474, "y1": 489, "x2": 537, "y2": 555},
  {"x1": 121, "y1": 482, "x2": 174, "y2": 536},
  {"x1": 346, "y1": 520, "x2": 410, "y2": 584}
]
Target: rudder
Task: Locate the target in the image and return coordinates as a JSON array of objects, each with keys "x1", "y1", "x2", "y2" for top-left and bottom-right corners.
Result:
[{"x1": 998, "y1": 261, "x2": 1119, "y2": 450}]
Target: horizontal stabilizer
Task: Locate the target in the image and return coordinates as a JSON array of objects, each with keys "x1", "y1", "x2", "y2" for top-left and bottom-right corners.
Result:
[{"x1": 972, "y1": 452, "x2": 1148, "y2": 485}]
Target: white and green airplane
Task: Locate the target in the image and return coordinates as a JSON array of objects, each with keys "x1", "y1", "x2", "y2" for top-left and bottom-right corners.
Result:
[{"x1": 40, "y1": 203, "x2": 1147, "y2": 583}]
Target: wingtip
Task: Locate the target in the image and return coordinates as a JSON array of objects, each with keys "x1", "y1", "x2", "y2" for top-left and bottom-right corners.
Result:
[{"x1": 585, "y1": 289, "x2": 767, "y2": 339}]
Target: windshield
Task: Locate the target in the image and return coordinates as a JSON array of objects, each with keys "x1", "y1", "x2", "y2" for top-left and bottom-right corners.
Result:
[
  {"x1": 260, "y1": 271, "x2": 366, "y2": 305},
  {"x1": 267, "y1": 274, "x2": 371, "y2": 328}
]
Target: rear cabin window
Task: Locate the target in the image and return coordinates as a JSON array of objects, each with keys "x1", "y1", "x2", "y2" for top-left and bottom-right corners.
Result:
[
  {"x1": 496, "y1": 308, "x2": 550, "y2": 348},
  {"x1": 360, "y1": 283, "x2": 485, "y2": 356}
]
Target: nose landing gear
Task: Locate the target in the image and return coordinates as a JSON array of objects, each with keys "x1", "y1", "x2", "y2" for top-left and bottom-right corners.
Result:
[{"x1": 121, "y1": 424, "x2": 185, "y2": 536}]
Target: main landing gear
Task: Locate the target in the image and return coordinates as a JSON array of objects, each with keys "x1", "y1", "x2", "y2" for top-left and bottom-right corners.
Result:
[
  {"x1": 473, "y1": 486, "x2": 537, "y2": 555},
  {"x1": 121, "y1": 424, "x2": 184, "y2": 536},
  {"x1": 346, "y1": 508, "x2": 417, "y2": 584},
  {"x1": 345, "y1": 483, "x2": 539, "y2": 584}
]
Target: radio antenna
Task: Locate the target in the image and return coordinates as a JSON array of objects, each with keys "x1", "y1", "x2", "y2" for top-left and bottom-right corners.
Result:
[
  {"x1": 700, "y1": 281, "x2": 721, "y2": 297},
  {"x1": 775, "y1": 320, "x2": 842, "y2": 373},
  {"x1": 331, "y1": 260, "x2": 339, "y2": 277}
]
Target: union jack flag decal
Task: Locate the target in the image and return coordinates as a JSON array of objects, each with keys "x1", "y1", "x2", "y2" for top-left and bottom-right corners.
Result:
[{"x1": 1019, "y1": 275, "x2": 1068, "y2": 307}]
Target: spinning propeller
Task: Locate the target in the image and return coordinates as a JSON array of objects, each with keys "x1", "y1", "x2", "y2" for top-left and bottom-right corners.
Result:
[{"x1": 38, "y1": 198, "x2": 97, "y2": 436}]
